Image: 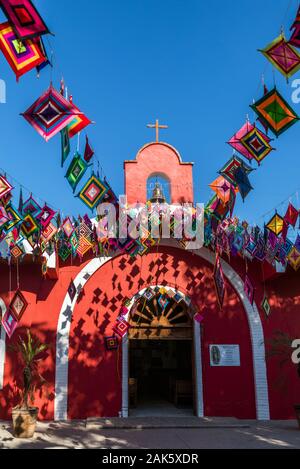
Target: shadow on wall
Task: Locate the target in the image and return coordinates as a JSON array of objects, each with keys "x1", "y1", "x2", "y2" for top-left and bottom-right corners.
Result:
[
  {"x1": 68, "y1": 326, "x2": 121, "y2": 419},
  {"x1": 0, "y1": 324, "x2": 56, "y2": 420}
]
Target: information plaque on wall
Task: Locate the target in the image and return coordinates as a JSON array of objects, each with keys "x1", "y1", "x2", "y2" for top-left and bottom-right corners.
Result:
[{"x1": 209, "y1": 345, "x2": 241, "y2": 367}]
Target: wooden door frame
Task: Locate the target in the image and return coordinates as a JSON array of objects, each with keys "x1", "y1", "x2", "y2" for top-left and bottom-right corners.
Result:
[{"x1": 121, "y1": 286, "x2": 204, "y2": 418}]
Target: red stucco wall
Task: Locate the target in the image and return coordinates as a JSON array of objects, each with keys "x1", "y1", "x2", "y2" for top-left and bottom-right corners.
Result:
[{"x1": 1, "y1": 246, "x2": 299, "y2": 421}]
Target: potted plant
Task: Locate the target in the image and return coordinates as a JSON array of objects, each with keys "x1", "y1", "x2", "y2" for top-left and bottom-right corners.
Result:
[
  {"x1": 266, "y1": 331, "x2": 300, "y2": 428},
  {"x1": 10, "y1": 329, "x2": 48, "y2": 439}
]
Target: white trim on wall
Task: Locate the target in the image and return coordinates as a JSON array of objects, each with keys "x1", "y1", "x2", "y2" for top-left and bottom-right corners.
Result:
[
  {"x1": 0, "y1": 298, "x2": 7, "y2": 391},
  {"x1": 54, "y1": 257, "x2": 111, "y2": 421},
  {"x1": 54, "y1": 247, "x2": 270, "y2": 421},
  {"x1": 121, "y1": 335, "x2": 129, "y2": 418},
  {"x1": 194, "y1": 320, "x2": 204, "y2": 418}
]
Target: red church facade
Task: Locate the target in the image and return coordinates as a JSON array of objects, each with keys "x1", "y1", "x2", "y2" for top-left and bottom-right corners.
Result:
[{"x1": 0, "y1": 141, "x2": 300, "y2": 422}]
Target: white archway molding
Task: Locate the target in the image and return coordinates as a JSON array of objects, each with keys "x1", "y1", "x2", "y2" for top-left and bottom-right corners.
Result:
[
  {"x1": 54, "y1": 246, "x2": 270, "y2": 421},
  {"x1": 121, "y1": 286, "x2": 204, "y2": 418},
  {"x1": 0, "y1": 297, "x2": 7, "y2": 390},
  {"x1": 54, "y1": 257, "x2": 112, "y2": 421}
]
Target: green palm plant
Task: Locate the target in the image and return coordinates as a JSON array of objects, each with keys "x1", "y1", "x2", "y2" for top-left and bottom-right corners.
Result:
[{"x1": 11, "y1": 330, "x2": 48, "y2": 409}]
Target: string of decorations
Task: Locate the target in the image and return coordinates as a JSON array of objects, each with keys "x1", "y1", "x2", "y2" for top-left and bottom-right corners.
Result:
[
  {"x1": 203, "y1": 2, "x2": 300, "y2": 315},
  {"x1": 1, "y1": 1, "x2": 300, "y2": 337}
]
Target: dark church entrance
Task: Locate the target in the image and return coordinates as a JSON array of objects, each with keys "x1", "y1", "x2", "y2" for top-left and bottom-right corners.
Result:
[
  {"x1": 129, "y1": 340, "x2": 194, "y2": 416},
  {"x1": 127, "y1": 288, "x2": 195, "y2": 416}
]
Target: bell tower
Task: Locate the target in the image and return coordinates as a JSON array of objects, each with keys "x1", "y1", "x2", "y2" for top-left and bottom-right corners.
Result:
[{"x1": 124, "y1": 124, "x2": 194, "y2": 205}]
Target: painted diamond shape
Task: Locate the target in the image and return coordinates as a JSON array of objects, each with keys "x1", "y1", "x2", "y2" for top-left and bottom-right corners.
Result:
[
  {"x1": 68, "y1": 279, "x2": 77, "y2": 302},
  {"x1": 261, "y1": 296, "x2": 271, "y2": 318}
]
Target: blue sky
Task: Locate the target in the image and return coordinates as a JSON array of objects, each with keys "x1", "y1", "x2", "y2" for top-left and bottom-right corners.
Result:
[{"x1": 0, "y1": 0, "x2": 300, "y2": 226}]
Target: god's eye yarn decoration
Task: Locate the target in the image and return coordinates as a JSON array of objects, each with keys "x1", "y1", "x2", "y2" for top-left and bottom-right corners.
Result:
[
  {"x1": 62, "y1": 217, "x2": 74, "y2": 238},
  {"x1": 77, "y1": 174, "x2": 109, "y2": 210},
  {"x1": 259, "y1": 35, "x2": 300, "y2": 80},
  {"x1": 0, "y1": 175, "x2": 13, "y2": 199},
  {"x1": 244, "y1": 275, "x2": 255, "y2": 305},
  {"x1": 250, "y1": 88, "x2": 299, "y2": 137},
  {"x1": 0, "y1": 0, "x2": 50, "y2": 40},
  {"x1": 266, "y1": 213, "x2": 285, "y2": 236},
  {"x1": 65, "y1": 153, "x2": 90, "y2": 193},
  {"x1": 239, "y1": 127, "x2": 274, "y2": 164},
  {"x1": 289, "y1": 7, "x2": 300, "y2": 48},
  {"x1": 284, "y1": 203, "x2": 299, "y2": 227},
  {"x1": 9, "y1": 289, "x2": 28, "y2": 321},
  {"x1": 5, "y1": 204, "x2": 22, "y2": 232},
  {"x1": 219, "y1": 156, "x2": 253, "y2": 187},
  {"x1": 287, "y1": 247, "x2": 300, "y2": 271},
  {"x1": 21, "y1": 213, "x2": 39, "y2": 237},
  {"x1": 1, "y1": 310, "x2": 18, "y2": 338},
  {"x1": 36, "y1": 204, "x2": 56, "y2": 229},
  {"x1": 0, "y1": 22, "x2": 45, "y2": 81},
  {"x1": 113, "y1": 317, "x2": 131, "y2": 338},
  {"x1": 67, "y1": 101, "x2": 91, "y2": 138},
  {"x1": 0, "y1": 206, "x2": 9, "y2": 228},
  {"x1": 105, "y1": 336, "x2": 119, "y2": 351},
  {"x1": 22, "y1": 85, "x2": 81, "y2": 142},
  {"x1": 40, "y1": 222, "x2": 57, "y2": 244},
  {"x1": 22, "y1": 195, "x2": 41, "y2": 217}
]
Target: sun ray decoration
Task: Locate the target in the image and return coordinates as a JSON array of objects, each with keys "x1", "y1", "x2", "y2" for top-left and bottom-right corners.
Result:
[{"x1": 129, "y1": 290, "x2": 193, "y2": 339}]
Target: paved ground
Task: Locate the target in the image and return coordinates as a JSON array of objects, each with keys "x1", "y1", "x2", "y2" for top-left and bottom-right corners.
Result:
[{"x1": 0, "y1": 419, "x2": 300, "y2": 449}]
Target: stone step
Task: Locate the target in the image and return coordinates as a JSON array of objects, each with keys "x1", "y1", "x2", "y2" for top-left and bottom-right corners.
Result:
[{"x1": 86, "y1": 417, "x2": 250, "y2": 430}]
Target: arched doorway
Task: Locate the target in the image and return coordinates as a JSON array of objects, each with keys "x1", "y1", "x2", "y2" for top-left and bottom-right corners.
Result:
[{"x1": 121, "y1": 286, "x2": 203, "y2": 418}]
